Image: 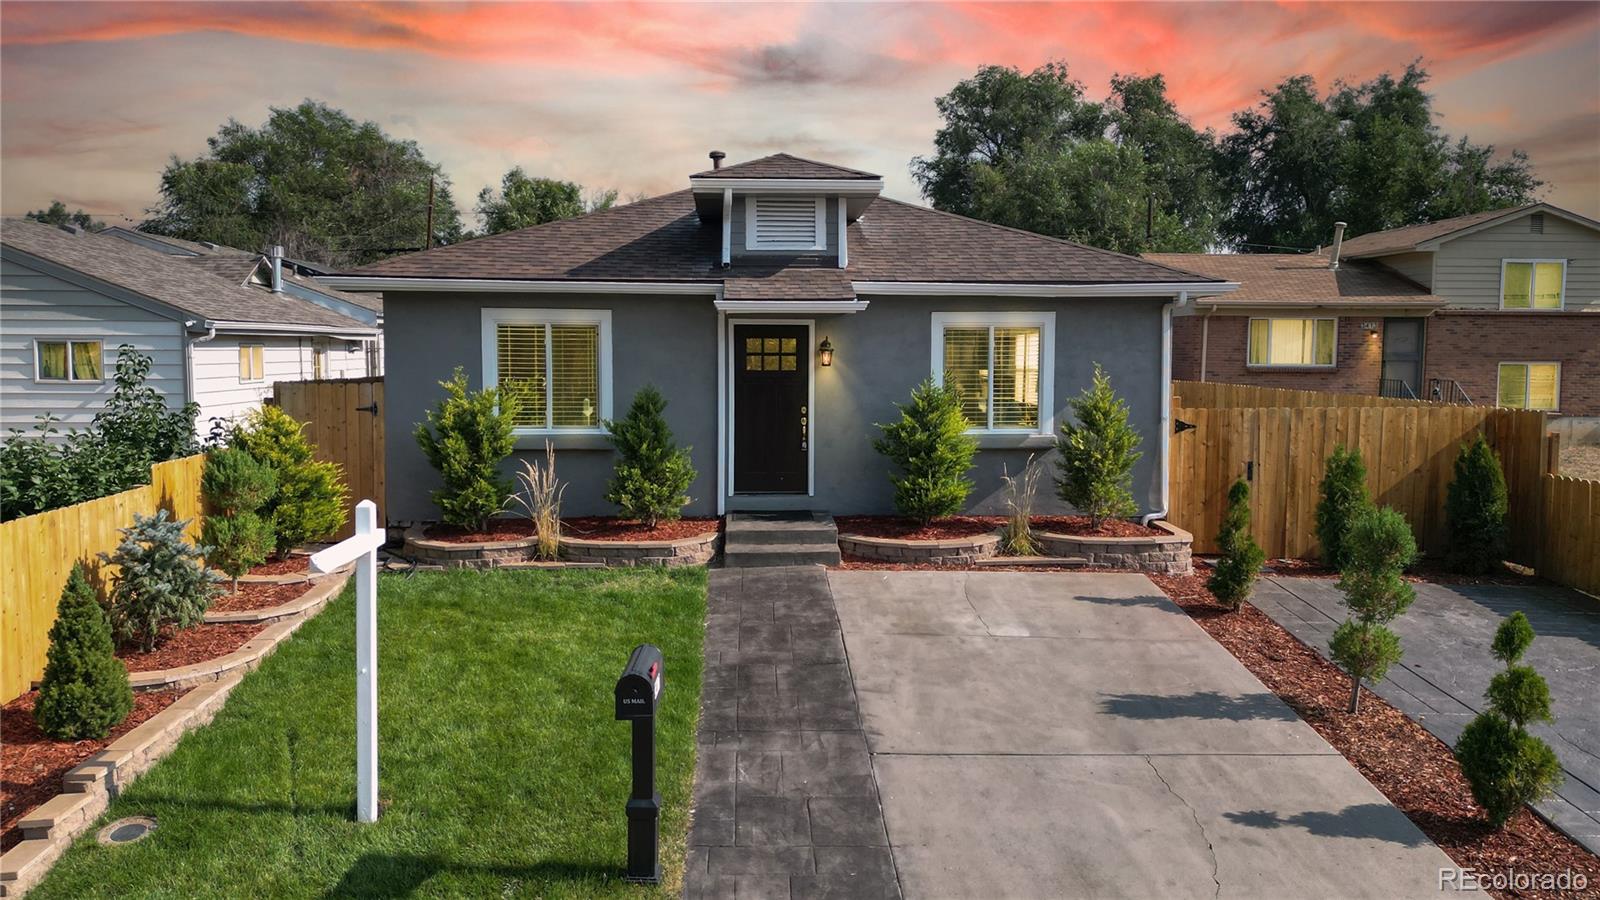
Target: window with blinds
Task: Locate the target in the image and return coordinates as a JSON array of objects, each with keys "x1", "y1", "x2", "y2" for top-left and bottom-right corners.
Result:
[
  {"x1": 745, "y1": 196, "x2": 824, "y2": 250},
  {"x1": 938, "y1": 321, "x2": 1045, "y2": 431},
  {"x1": 493, "y1": 318, "x2": 604, "y2": 429},
  {"x1": 1248, "y1": 318, "x2": 1336, "y2": 367},
  {"x1": 1497, "y1": 362, "x2": 1559, "y2": 411},
  {"x1": 1501, "y1": 261, "x2": 1564, "y2": 309}
]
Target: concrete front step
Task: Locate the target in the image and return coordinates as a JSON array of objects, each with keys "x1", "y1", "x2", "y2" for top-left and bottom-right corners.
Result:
[
  {"x1": 723, "y1": 511, "x2": 840, "y2": 559},
  {"x1": 723, "y1": 543, "x2": 843, "y2": 568}
]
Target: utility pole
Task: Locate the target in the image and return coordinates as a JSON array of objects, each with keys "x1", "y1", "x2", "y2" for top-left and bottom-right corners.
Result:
[
  {"x1": 1145, "y1": 193, "x2": 1154, "y2": 243},
  {"x1": 424, "y1": 177, "x2": 435, "y2": 249}
]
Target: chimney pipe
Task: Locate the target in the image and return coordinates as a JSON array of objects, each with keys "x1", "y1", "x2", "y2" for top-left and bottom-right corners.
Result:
[
  {"x1": 268, "y1": 245, "x2": 285, "y2": 293},
  {"x1": 1329, "y1": 222, "x2": 1346, "y2": 270},
  {"x1": 709, "y1": 150, "x2": 726, "y2": 170}
]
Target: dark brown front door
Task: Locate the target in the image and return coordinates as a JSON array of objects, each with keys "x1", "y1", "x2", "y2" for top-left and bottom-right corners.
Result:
[
  {"x1": 1381, "y1": 318, "x2": 1425, "y2": 399},
  {"x1": 734, "y1": 324, "x2": 808, "y2": 493}
]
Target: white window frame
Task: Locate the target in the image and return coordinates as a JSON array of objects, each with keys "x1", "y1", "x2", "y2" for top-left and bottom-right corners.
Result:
[
  {"x1": 930, "y1": 311, "x2": 1055, "y2": 435},
  {"x1": 1496, "y1": 361, "x2": 1561, "y2": 411},
  {"x1": 744, "y1": 195, "x2": 826, "y2": 252},
  {"x1": 480, "y1": 307, "x2": 613, "y2": 435},
  {"x1": 1246, "y1": 317, "x2": 1338, "y2": 369},
  {"x1": 33, "y1": 338, "x2": 104, "y2": 383},
  {"x1": 239, "y1": 343, "x2": 265, "y2": 383},
  {"x1": 1498, "y1": 259, "x2": 1566, "y2": 310}
]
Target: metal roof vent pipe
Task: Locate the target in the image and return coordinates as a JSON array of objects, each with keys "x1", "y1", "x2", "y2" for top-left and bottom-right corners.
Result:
[
  {"x1": 709, "y1": 150, "x2": 725, "y2": 170},
  {"x1": 268, "y1": 244, "x2": 285, "y2": 292},
  {"x1": 1329, "y1": 222, "x2": 1347, "y2": 270}
]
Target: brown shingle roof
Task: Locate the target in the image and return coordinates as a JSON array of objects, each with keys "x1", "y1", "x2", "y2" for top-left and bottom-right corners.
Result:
[
  {"x1": 723, "y1": 260, "x2": 855, "y2": 301},
  {"x1": 1335, "y1": 205, "x2": 1539, "y2": 259},
  {"x1": 692, "y1": 153, "x2": 880, "y2": 180},
  {"x1": 1, "y1": 219, "x2": 374, "y2": 331},
  {"x1": 350, "y1": 192, "x2": 1218, "y2": 292},
  {"x1": 1144, "y1": 253, "x2": 1444, "y2": 307}
]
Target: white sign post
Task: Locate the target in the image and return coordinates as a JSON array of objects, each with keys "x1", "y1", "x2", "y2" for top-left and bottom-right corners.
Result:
[{"x1": 309, "y1": 499, "x2": 385, "y2": 823}]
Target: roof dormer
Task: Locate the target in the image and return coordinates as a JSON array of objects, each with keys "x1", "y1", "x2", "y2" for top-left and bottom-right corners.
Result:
[{"x1": 690, "y1": 152, "x2": 883, "y2": 269}]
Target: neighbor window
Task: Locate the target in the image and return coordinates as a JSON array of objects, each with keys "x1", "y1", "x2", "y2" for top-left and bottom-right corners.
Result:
[
  {"x1": 931, "y1": 312, "x2": 1054, "y2": 432},
  {"x1": 1497, "y1": 362, "x2": 1560, "y2": 411},
  {"x1": 482, "y1": 309, "x2": 612, "y2": 431},
  {"x1": 1248, "y1": 318, "x2": 1336, "y2": 367},
  {"x1": 745, "y1": 196, "x2": 825, "y2": 251},
  {"x1": 1500, "y1": 260, "x2": 1564, "y2": 309},
  {"x1": 239, "y1": 344, "x2": 265, "y2": 382},
  {"x1": 311, "y1": 341, "x2": 327, "y2": 379},
  {"x1": 35, "y1": 339, "x2": 103, "y2": 382}
]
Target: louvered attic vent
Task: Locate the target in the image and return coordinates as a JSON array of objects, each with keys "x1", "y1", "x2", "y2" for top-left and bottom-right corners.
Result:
[
  {"x1": 1530, "y1": 213, "x2": 1544, "y2": 234},
  {"x1": 746, "y1": 196, "x2": 824, "y2": 250}
]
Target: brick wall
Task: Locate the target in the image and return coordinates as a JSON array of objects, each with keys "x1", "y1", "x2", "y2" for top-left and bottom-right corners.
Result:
[
  {"x1": 1424, "y1": 311, "x2": 1600, "y2": 416},
  {"x1": 1172, "y1": 314, "x2": 1385, "y2": 395}
]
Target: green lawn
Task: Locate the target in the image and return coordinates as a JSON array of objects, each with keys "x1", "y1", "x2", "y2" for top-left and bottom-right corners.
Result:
[{"x1": 32, "y1": 567, "x2": 706, "y2": 899}]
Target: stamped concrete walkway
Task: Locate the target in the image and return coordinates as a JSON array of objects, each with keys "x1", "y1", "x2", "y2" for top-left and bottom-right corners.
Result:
[
  {"x1": 687, "y1": 567, "x2": 1459, "y2": 899},
  {"x1": 1253, "y1": 576, "x2": 1600, "y2": 854}
]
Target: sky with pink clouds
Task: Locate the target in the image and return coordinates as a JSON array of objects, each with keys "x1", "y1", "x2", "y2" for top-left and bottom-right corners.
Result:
[{"x1": 3, "y1": 1, "x2": 1597, "y2": 230}]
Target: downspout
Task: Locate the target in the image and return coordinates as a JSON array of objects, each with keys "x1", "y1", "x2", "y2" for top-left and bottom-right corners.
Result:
[
  {"x1": 720, "y1": 189, "x2": 732, "y2": 269},
  {"x1": 184, "y1": 320, "x2": 217, "y2": 435},
  {"x1": 1198, "y1": 306, "x2": 1211, "y2": 383},
  {"x1": 716, "y1": 309, "x2": 727, "y2": 515},
  {"x1": 1142, "y1": 291, "x2": 1186, "y2": 527}
]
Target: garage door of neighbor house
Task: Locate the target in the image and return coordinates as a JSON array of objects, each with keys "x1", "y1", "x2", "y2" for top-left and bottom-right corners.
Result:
[{"x1": 271, "y1": 377, "x2": 385, "y2": 539}]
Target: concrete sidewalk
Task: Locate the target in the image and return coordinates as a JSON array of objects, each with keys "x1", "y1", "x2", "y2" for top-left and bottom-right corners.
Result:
[{"x1": 833, "y1": 570, "x2": 1458, "y2": 900}]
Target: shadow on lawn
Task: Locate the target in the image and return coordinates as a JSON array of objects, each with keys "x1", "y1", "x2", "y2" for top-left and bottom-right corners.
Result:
[{"x1": 322, "y1": 852, "x2": 619, "y2": 898}]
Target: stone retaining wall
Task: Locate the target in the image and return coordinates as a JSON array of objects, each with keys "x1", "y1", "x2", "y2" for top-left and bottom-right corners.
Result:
[
  {"x1": 402, "y1": 526, "x2": 542, "y2": 569},
  {"x1": 838, "y1": 530, "x2": 1003, "y2": 566},
  {"x1": 1034, "y1": 520, "x2": 1193, "y2": 574},
  {"x1": 559, "y1": 532, "x2": 721, "y2": 567}
]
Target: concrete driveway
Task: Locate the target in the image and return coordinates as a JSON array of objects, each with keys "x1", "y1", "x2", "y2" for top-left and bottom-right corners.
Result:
[{"x1": 832, "y1": 570, "x2": 1458, "y2": 900}]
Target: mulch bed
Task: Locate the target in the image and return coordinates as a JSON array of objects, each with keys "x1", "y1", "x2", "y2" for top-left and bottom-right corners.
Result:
[
  {"x1": 424, "y1": 521, "x2": 543, "y2": 544},
  {"x1": 247, "y1": 556, "x2": 309, "y2": 577},
  {"x1": 560, "y1": 517, "x2": 722, "y2": 542},
  {"x1": 208, "y1": 580, "x2": 315, "y2": 613},
  {"x1": 1, "y1": 688, "x2": 185, "y2": 852},
  {"x1": 1030, "y1": 515, "x2": 1165, "y2": 538},
  {"x1": 836, "y1": 515, "x2": 1165, "y2": 541},
  {"x1": 117, "y1": 623, "x2": 268, "y2": 673},
  {"x1": 1253, "y1": 556, "x2": 1550, "y2": 588},
  {"x1": 1150, "y1": 573, "x2": 1600, "y2": 899}
]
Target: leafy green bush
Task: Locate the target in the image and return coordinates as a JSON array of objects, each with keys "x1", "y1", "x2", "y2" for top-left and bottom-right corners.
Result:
[
  {"x1": 1455, "y1": 612, "x2": 1563, "y2": 827},
  {"x1": 100, "y1": 510, "x2": 221, "y2": 652},
  {"x1": 1208, "y1": 478, "x2": 1265, "y2": 610},
  {"x1": 1, "y1": 347, "x2": 198, "y2": 521},
  {"x1": 1444, "y1": 433, "x2": 1508, "y2": 575},
  {"x1": 235, "y1": 405, "x2": 348, "y2": 554},
  {"x1": 33, "y1": 562, "x2": 133, "y2": 740},
  {"x1": 201, "y1": 447, "x2": 278, "y2": 591},
  {"x1": 413, "y1": 368, "x2": 519, "y2": 532},
  {"x1": 1314, "y1": 445, "x2": 1369, "y2": 570},
  {"x1": 605, "y1": 386, "x2": 696, "y2": 527},
  {"x1": 1055, "y1": 364, "x2": 1142, "y2": 528},
  {"x1": 1328, "y1": 505, "x2": 1417, "y2": 713},
  {"x1": 873, "y1": 378, "x2": 977, "y2": 526}
]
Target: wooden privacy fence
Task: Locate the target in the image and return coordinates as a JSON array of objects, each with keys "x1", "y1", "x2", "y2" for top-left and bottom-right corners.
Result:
[
  {"x1": 1168, "y1": 393, "x2": 1552, "y2": 565},
  {"x1": 1539, "y1": 476, "x2": 1600, "y2": 596},
  {"x1": 272, "y1": 377, "x2": 385, "y2": 539},
  {"x1": 0, "y1": 454, "x2": 205, "y2": 703},
  {"x1": 1173, "y1": 380, "x2": 1439, "y2": 409}
]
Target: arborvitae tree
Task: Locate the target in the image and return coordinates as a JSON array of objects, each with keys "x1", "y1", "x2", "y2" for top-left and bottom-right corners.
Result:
[
  {"x1": 1455, "y1": 611, "x2": 1563, "y2": 827},
  {"x1": 200, "y1": 446, "x2": 278, "y2": 592},
  {"x1": 414, "y1": 368, "x2": 520, "y2": 532},
  {"x1": 1055, "y1": 364, "x2": 1142, "y2": 528},
  {"x1": 1444, "y1": 434, "x2": 1508, "y2": 575},
  {"x1": 234, "y1": 405, "x2": 347, "y2": 555},
  {"x1": 604, "y1": 386, "x2": 696, "y2": 527},
  {"x1": 872, "y1": 378, "x2": 978, "y2": 525},
  {"x1": 1328, "y1": 506, "x2": 1417, "y2": 713},
  {"x1": 1315, "y1": 445, "x2": 1370, "y2": 570},
  {"x1": 34, "y1": 563, "x2": 134, "y2": 740},
  {"x1": 1208, "y1": 478, "x2": 1265, "y2": 610}
]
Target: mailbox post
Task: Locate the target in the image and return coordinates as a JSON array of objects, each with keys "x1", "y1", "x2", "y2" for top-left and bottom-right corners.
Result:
[{"x1": 614, "y1": 644, "x2": 663, "y2": 884}]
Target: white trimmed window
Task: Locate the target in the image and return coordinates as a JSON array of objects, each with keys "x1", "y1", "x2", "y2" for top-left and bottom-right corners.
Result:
[
  {"x1": 1497, "y1": 362, "x2": 1560, "y2": 411},
  {"x1": 34, "y1": 339, "x2": 103, "y2": 382},
  {"x1": 1500, "y1": 260, "x2": 1565, "y2": 309},
  {"x1": 239, "y1": 344, "x2": 265, "y2": 382},
  {"x1": 744, "y1": 196, "x2": 825, "y2": 251},
  {"x1": 1248, "y1": 317, "x2": 1336, "y2": 367},
  {"x1": 481, "y1": 308, "x2": 612, "y2": 432},
  {"x1": 931, "y1": 312, "x2": 1055, "y2": 433}
]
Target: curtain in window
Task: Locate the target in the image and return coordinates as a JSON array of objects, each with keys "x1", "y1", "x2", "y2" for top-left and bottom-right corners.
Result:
[
  {"x1": 1527, "y1": 364, "x2": 1559, "y2": 409},
  {"x1": 1497, "y1": 364, "x2": 1528, "y2": 407},
  {"x1": 37, "y1": 342, "x2": 67, "y2": 379},
  {"x1": 1532, "y1": 263, "x2": 1563, "y2": 308},
  {"x1": 70, "y1": 341, "x2": 102, "y2": 380},
  {"x1": 942, "y1": 327, "x2": 990, "y2": 426},
  {"x1": 1502, "y1": 263, "x2": 1532, "y2": 308},
  {"x1": 1248, "y1": 320, "x2": 1269, "y2": 365},
  {"x1": 1251, "y1": 319, "x2": 1334, "y2": 365}
]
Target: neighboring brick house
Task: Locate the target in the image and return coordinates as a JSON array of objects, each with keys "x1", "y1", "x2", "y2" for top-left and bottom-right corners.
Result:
[{"x1": 1147, "y1": 251, "x2": 1445, "y2": 396}]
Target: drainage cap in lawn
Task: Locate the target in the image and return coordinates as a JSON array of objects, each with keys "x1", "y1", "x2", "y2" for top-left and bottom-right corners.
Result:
[{"x1": 97, "y1": 816, "x2": 156, "y2": 846}]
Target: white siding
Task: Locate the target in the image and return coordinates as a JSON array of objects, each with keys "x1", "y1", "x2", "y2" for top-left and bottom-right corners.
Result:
[
  {"x1": 0, "y1": 257, "x2": 185, "y2": 436},
  {"x1": 1432, "y1": 213, "x2": 1600, "y2": 311},
  {"x1": 190, "y1": 334, "x2": 377, "y2": 435},
  {"x1": 1378, "y1": 251, "x2": 1433, "y2": 289}
]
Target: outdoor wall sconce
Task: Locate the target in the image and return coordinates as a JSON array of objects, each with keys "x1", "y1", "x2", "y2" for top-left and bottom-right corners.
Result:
[
  {"x1": 818, "y1": 337, "x2": 834, "y2": 366},
  {"x1": 1361, "y1": 320, "x2": 1380, "y2": 336}
]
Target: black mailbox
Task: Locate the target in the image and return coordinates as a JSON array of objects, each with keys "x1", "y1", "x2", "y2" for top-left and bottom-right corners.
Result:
[
  {"x1": 615, "y1": 644, "x2": 663, "y2": 884},
  {"x1": 615, "y1": 644, "x2": 663, "y2": 720}
]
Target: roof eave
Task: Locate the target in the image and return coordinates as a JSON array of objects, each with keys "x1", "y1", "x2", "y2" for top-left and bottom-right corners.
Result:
[
  {"x1": 688, "y1": 177, "x2": 884, "y2": 194},
  {"x1": 851, "y1": 281, "x2": 1237, "y2": 298},
  {"x1": 321, "y1": 275, "x2": 725, "y2": 298}
]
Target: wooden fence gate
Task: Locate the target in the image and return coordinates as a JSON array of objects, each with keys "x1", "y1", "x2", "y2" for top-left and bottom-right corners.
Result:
[{"x1": 272, "y1": 377, "x2": 385, "y2": 538}]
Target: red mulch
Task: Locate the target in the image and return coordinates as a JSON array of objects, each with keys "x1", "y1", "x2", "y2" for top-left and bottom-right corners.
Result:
[
  {"x1": 1150, "y1": 573, "x2": 1600, "y2": 899},
  {"x1": 117, "y1": 623, "x2": 267, "y2": 673},
  {"x1": 560, "y1": 517, "x2": 722, "y2": 541},
  {"x1": 247, "y1": 556, "x2": 309, "y2": 576},
  {"x1": 1, "y1": 688, "x2": 185, "y2": 852},
  {"x1": 836, "y1": 515, "x2": 1164, "y2": 541},
  {"x1": 208, "y1": 580, "x2": 314, "y2": 613},
  {"x1": 1251, "y1": 556, "x2": 1549, "y2": 588},
  {"x1": 1030, "y1": 515, "x2": 1165, "y2": 537},
  {"x1": 424, "y1": 521, "x2": 541, "y2": 543}
]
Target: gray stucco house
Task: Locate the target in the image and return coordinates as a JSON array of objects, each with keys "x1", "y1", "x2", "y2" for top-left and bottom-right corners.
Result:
[{"x1": 327, "y1": 153, "x2": 1234, "y2": 522}]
